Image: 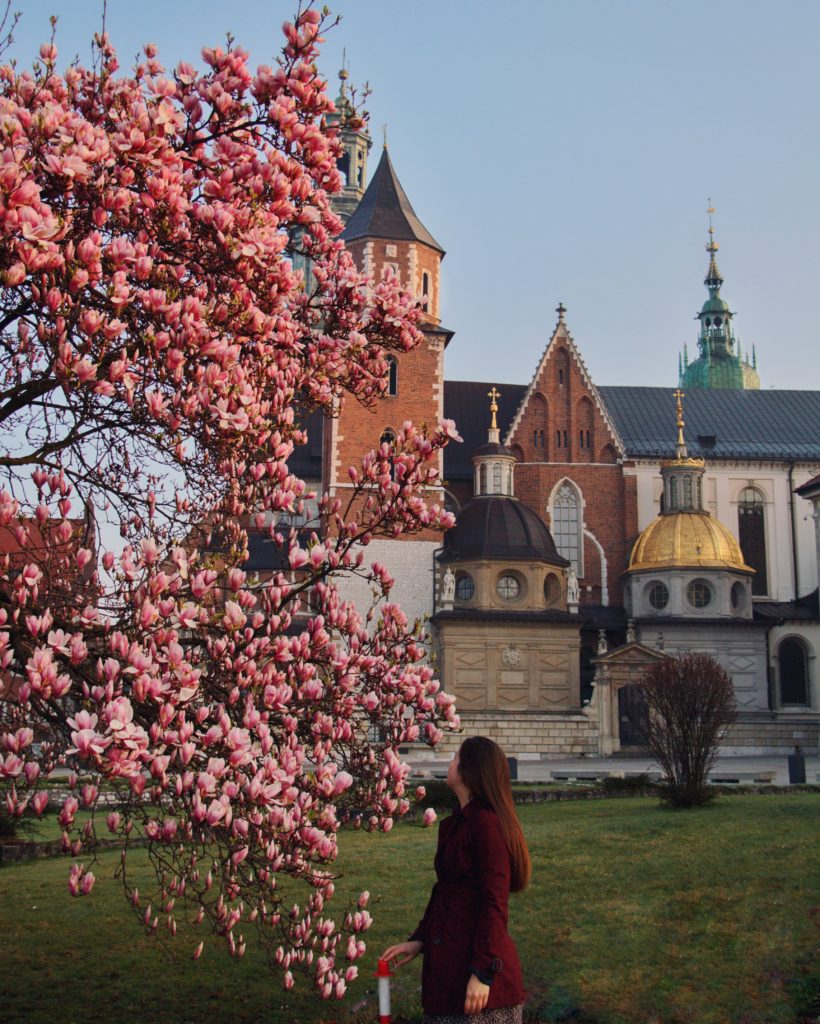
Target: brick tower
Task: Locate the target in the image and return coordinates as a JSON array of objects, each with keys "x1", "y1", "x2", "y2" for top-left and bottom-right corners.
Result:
[
  {"x1": 325, "y1": 144, "x2": 451, "y2": 509},
  {"x1": 325, "y1": 143, "x2": 452, "y2": 622}
]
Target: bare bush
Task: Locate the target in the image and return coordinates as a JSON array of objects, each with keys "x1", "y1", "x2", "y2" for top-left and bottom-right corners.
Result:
[{"x1": 639, "y1": 653, "x2": 737, "y2": 807}]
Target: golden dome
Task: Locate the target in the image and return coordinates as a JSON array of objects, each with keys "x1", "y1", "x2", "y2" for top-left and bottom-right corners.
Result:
[{"x1": 628, "y1": 512, "x2": 753, "y2": 573}]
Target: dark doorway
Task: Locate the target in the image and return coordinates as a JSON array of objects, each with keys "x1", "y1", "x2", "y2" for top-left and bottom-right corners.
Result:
[{"x1": 618, "y1": 684, "x2": 648, "y2": 747}]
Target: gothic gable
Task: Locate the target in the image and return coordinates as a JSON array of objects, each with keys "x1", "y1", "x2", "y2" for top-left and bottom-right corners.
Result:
[{"x1": 505, "y1": 314, "x2": 624, "y2": 464}]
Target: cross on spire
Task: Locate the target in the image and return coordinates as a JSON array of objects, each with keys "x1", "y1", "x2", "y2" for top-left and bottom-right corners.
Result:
[
  {"x1": 488, "y1": 386, "x2": 500, "y2": 430},
  {"x1": 556, "y1": 302, "x2": 566, "y2": 321}
]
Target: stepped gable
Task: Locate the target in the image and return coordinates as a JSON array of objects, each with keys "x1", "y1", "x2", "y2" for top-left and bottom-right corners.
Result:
[{"x1": 341, "y1": 147, "x2": 444, "y2": 254}]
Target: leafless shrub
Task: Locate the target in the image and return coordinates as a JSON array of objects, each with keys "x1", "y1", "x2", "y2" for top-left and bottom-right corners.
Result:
[{"x1": 639, "y1": 652, "x2": 737, "y2": 807}]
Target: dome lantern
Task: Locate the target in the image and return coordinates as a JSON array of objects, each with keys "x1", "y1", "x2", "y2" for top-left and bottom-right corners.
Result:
[
  {"x1": 472, "y1": 386, "x2": 517, "y2": 498},
  {"x1": 624, "y1": 390, "x2": 754, "y2": 620}
]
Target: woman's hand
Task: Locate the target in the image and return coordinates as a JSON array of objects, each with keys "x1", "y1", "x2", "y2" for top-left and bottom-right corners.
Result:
[
  {"x1": 380, "y1": 940, "x2": 423, "y2": 970},
  {"x1": 464, "y1": 973, "x2": 490, "y2": 1014}
]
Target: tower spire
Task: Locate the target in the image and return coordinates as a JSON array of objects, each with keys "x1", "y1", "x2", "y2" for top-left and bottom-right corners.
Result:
[
  {"x1": 679, "y1": 204, "x2": 760, "y2": 391},
  {"x1": 326, "y1": 59, "x2": 372, "y2": 226},
  {"x1": 704, "y1": 199, "x2": 723, "y2": 292}
]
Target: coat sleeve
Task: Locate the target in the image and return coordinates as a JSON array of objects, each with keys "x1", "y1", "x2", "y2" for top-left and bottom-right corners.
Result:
[
  {"x1": 408, "y1": 815, "x2": 450, "y2": 943},
  {"x1": 407, "y1": 881, "x2": 436, "y2": 944},
  {"x1": 469, "y1": 808, "x2": 511, "y2": 975}
]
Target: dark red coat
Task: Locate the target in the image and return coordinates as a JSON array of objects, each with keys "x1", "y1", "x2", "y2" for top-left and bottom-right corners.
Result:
[{"x1": 409, "y1": 798, "x2": 524, "y2": 1016}]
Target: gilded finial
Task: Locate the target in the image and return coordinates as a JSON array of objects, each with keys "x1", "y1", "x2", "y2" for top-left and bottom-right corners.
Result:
[
  {"x1": 488, "y1": 386, "x2": 500, "y2": 431},
  {"x1": 338, "y1": 50, "x2": 349, "y2": 98},
  {"x1": 673, "y1": 388, "x2": 687, "y2": 456},
  {"x1": 382, "y1": 124, "x2": 388, "y2": 149},
  {"x1": 706, "y1": 199, "x2": 719, "y2": 254}
]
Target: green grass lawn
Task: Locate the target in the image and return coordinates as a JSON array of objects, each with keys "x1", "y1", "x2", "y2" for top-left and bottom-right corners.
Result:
[{"x1": 0, "y1": 794, "x2": 817, "y2": 1024}]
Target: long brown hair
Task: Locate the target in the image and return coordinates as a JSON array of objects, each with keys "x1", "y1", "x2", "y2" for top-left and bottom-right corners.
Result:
[{"x1": 458, "y1": 736, "x2": 531, "y2": 891}]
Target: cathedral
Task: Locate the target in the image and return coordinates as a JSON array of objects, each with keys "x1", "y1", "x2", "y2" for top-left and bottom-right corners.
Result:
[{"x1": 288, "y1": 72, "x2": 820, "y2": 757}]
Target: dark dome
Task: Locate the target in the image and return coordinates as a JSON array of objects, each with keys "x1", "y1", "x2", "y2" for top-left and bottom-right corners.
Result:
[
  {"x1": 442, "y1": 497, "x2": 568, "y2": 565},
  {"x1": 472, "y1": 442, "x2": 516, "y2": 459}
]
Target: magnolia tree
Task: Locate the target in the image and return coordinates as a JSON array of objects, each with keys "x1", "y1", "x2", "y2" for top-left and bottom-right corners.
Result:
[{"x1": 0, "y1": 6, "x2": 460, "y2": 995}]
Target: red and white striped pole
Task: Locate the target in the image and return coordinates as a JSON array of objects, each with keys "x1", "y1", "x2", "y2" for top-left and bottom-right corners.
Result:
[{"x1": 376, "y1": 958, "x2": 392, "y2": 1023}]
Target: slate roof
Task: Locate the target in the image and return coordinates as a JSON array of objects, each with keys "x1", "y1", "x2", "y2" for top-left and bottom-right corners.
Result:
[
  {"x1": 444, "y1": 381, "x2": 526, "y2": 481},
  {"x1": 796, "y1": 473, "x2": 820, "y2": 497},
  {"x1": 341, "y1": 148, "x2": 444, "y2": 254},
  {"x1": 442, "y1": 382, "x2": 820, "y2": 473},
  {"x1": 598, "y1": 387, "x2": 820, "y2": 460},
  {"x1": 752, "y1": 590, "x2": 820, "y2": 622}
]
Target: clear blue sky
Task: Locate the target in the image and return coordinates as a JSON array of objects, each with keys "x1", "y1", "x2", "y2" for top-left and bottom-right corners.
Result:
[{"x1": 8, "y1": 1, "x2": 820, "y2": 390}]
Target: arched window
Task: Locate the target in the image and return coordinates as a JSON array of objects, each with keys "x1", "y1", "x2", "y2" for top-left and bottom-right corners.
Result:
[
  {"x1": 479, "y1": 464, "x2": 487, "y2": 495},
  {"x1": 738, "y1": 487, "x2": 768, "y2": 595},
  {"x1": 552, "y1": 482, "x2": 583, "y2": 574},
  {"x1": 778, "y1": 637, "x2": 810, "y2": 706},
  {"x1": 386, "y1": 356, "x2": 398, "y2": 397},
  {"x1": 421, "y1": 272, "x2": 430, "y2": 311},
  {"x1": 492, "y1": 463, "x2": 502, "y2": 492}
]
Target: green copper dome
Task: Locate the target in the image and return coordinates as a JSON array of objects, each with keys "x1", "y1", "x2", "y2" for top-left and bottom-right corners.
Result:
[
  {"x1": 678, "y1": 212, "x2": 760, "y2": 391},
  {"x1": 700, "y1": 295, "x2": 730, "y2": 316}
]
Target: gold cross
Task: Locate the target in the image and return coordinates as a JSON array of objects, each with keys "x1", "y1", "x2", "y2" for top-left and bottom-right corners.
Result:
[
  {"x1": 488, "y1": 386, "x2": 500, "y2": 430},
  {"x1": 673, "y1": 388, "x2": 685, "y2": 446}
]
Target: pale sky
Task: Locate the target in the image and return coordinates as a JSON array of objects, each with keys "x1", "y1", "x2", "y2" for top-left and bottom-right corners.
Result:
[{"x1": 8, "y1": 0, "x2": 820, "y2": 391}]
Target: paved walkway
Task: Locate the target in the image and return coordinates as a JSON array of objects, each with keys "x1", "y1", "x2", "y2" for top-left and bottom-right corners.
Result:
[{"x1": 407, "y1": 752, "x2": 820, "y2": 786}]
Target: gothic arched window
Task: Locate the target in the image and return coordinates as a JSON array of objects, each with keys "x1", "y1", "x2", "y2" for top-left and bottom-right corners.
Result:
[
  {"x1": 778, "y1": 637, "x2": 810, "y2": 706},
  {"x1": 738, "y1": 487, "x2": 768, "y2": 596},
  {"x1": 421, "y1": 272, "x2": 430, "y2": 311},
  {"x1": 552, "y1": 482, "x2": 583, "y2": 574}
]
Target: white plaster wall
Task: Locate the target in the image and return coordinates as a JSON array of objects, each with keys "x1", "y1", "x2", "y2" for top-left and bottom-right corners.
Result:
[
  {"x1": 636, "y1": 622, "x2": 770, "y2": 712},
  {"x1": 629, "y1": 460, "x2": 820, "y2": 601},
  {"x1": 333, "y1": 538, "x2": 439, "y2": 630}
]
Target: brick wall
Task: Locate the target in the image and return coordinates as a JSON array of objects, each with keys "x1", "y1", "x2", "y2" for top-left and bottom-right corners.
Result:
[
  {"x1": 507, "y1": 325, "x2": 636, "y2": 605},
  {"x1": 328, "y1": 237, "x2": 446, "y2": 544}
]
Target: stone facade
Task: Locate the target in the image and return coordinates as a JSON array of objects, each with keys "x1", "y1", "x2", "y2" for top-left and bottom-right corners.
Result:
[{"x1": 432, "y1": 710, "x2": 599, "y2": 759}]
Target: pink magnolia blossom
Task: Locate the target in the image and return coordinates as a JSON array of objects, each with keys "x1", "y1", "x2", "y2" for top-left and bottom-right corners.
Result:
[{"x1": 0, "y1": 9, "x2": 459, "y2": 1000}]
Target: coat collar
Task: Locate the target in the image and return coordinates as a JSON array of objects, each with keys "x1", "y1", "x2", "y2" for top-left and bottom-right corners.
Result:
[{"x1": 454, "y1": 795, "x2": 491, "y2": 821}]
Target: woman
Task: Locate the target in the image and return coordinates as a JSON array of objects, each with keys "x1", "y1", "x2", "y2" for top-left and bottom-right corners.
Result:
[{"x1": 382, "y1": 736, "x2": 531, "y2": 1022}]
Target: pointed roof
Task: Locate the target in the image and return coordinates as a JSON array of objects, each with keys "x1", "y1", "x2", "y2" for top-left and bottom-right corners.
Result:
[
  {"x1": 503, "y1": 311, "x2": 625, "y2": 454},
  {"x1": 341, "y1": 147, "x2": 444, "y2": 254}
]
